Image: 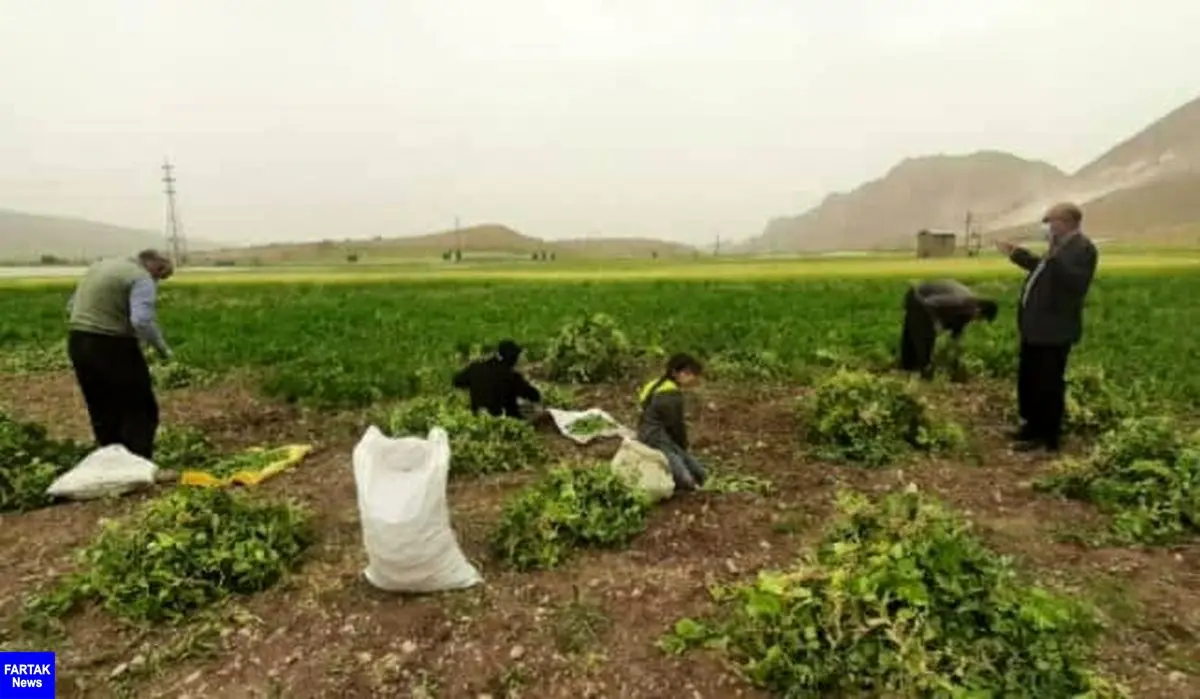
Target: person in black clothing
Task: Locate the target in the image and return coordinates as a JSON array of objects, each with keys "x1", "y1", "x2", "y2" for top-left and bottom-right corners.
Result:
[
  {"x1": 899, "y1": 279, "x2": 998, "y2": 379},
  {"x1": 996, "y1": 202, "x2": 1099, "y2": 453},
  {"x1": 452, "y1": 339, "x2": 542, "y2": 419}
]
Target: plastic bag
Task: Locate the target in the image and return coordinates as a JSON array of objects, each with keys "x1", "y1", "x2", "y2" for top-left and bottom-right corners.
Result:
[
  {"x1": 46, "y1": 445, "x2": 159, "y2": 501},
  {"x1": 610, "y1": 438, "x2": 675, "y2": 503},
  {"x1": 548, "y1": 407, "x2": 634, "y2": 445},
  {"x1": 352, "y1": 425, "x2": 482, "y2": 592}
]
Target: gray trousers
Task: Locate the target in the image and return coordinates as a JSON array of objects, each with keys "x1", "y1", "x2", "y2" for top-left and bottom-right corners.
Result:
[{"x1": 659, "y1": 441, "x2": 707, "y2": 491}]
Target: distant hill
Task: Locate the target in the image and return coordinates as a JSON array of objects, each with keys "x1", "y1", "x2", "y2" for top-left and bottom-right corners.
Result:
[
  {"x1": 745, "y1": 152, "x2": 1067, "y2": 252},
  {"x1": 191, "y1": 224, "x2": 696, "y2": 264},
  {"x1": 0, "y1": 209, "x2": 217, "y2": 263},
  {"x1": 749, "y1": 94, "x2": 1200, "y2": 251}
]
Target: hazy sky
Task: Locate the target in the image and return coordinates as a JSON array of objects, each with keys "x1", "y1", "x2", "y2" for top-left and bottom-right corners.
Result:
[{"x1": 2, "y1": 0, "x2": 1198, "y2": 246}]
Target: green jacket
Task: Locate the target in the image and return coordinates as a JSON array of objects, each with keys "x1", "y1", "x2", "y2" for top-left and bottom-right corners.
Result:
[
  {"x1": 68, "y1": 257, "x2": 151, "y2": 338},
  {"x1": 637, "y1": 377, "x2": 688, "y2": 451}
]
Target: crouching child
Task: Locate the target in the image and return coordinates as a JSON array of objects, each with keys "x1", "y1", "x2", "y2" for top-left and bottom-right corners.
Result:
[{"x1": 637, "y1": 353, "x2": 706, "y2": 491}]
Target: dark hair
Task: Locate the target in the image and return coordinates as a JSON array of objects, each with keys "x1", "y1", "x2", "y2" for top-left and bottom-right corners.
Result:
[
  {"x1": 497, "y1": 339, "x2": 523, "y2": 365},
  {"x1": 978, "y1": 300, "x2": 998, "y2": 322},
  {"x1": 665, "y1": 352, "x2": 702, "y2": 377}
]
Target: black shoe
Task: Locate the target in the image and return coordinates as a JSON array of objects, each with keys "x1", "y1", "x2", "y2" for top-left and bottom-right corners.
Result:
[{"x1": 1008, "y1": 425, "x2": 1038, "y2": 442}]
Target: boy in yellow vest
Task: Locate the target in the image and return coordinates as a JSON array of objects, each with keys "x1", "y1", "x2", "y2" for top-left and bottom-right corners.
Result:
[{"x1": 637, "y1": 353, "x2": 706, "y2": 491}]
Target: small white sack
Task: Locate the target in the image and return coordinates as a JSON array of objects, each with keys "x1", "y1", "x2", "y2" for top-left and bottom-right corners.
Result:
[
  {"x1": 548, "y1": 407, "x2": 634, "y2": 445},
  {"x1": 610, "y1": 438, "x2": 675, "y2": 503},
  {"x1": 46, "y1": 445, "x2": 159, "y2": 501},
  {"x1": 353, "y1": 425, "x2": 482, "y2": 593}
]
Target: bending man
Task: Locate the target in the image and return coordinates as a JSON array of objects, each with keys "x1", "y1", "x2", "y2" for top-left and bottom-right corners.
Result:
[
  {"x1": 66, "y1": 250, "x2": 174, "y2": 460},
  {"x1": 899, "y1": 279, "x2": 998, "y2": 378}
]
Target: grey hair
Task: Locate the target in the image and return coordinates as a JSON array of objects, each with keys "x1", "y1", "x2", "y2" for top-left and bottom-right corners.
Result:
[{"x1": 137, "y1": 249, "x2": 172, "y2": 266}]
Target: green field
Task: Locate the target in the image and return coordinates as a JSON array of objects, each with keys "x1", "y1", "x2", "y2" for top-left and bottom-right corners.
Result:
[{"x1": 2, "y1": 253, "x2": 1199, "y2": 698}]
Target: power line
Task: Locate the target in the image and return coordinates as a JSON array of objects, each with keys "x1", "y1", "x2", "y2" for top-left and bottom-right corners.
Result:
[{"x1": 162, "y1": 159, "x2": 187, "y2": 267}]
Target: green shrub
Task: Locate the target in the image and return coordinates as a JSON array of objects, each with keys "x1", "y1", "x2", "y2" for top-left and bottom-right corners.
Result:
[
  {"x1": 491, "y1": 464, "x2": 650, "y2": 571},
  {"x1": 660, "y1": 488, "x2": 1124, "y2": 698},
  {"x1": 24, "y1": 487, "x2": 313, "y2": 625},
  {"x1": 384, "y1": 395, "x2": 547, "y2": 476},
  {"x1": 1036, "y1": 416, "x2": 1200, "y2": 544},
  {"x1": 707, "y1": 349, "x2": 789, "y2": 382},
  {"x1": 155, "y1": 425, "x2": 215, "y2": 471},
  {"x1": 545, "y1": 314, "x2": 633, "y2": 384},
  {"x1": 1064, "y1": 364, "x2": 1133, "y2": 436},
  {"x1": 802, "y1": 369, "x2": 964, "y2": 466},
  {"x1": 0, "y1": 413, "x2": 89, "y2": 513}
]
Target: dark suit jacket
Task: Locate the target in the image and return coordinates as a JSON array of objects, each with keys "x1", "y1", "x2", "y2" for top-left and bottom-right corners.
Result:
[{"x1": 1010, "y1": 233, "x2": 1098, "y2": 346}]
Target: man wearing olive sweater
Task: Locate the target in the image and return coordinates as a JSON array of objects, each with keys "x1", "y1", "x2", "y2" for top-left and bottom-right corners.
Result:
[
  {"x1": 66, "y1": 250, "x2": 174, "y2": 460},
  {"x1": 995, "y1": 202, "x2": 1098, "y2": 453}
]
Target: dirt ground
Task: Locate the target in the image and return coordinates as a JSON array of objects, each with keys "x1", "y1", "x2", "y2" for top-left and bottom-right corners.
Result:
[{"x1": 1, "y1": 372, "x2": 1197, "y2": 698}]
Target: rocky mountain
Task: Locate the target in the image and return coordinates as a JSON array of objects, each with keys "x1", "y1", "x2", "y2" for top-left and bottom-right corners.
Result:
[
  {"x1": 0, "y1": 209, "x2": 215, "y2": 263},
  {"x1": 751, "y1": 94, "x2": 1200, "y2": 251},
  {"x1": 749, "y1": 152, "x2": 1068, "y2": 252}
]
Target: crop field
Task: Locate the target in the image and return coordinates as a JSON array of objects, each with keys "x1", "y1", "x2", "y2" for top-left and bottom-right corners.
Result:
[{"x1": 2, "y1": 256, "x2": 1200, "y2": 698}]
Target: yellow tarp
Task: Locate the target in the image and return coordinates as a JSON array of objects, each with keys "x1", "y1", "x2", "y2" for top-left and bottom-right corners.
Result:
[{"x1": 180, "y1": 444, "x2": 313, "y2": 488}]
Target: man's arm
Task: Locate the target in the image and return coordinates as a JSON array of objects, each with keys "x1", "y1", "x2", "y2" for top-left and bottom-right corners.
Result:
[
  {"x1": 1047, "y1": 240, "x2": 1098, "y2": 296},
  {"x1": 1008, "y1": 247, "x2": 1042, "y2": 272},
  {"x1": 452, "y1": 365, "x2": 472, "y2": 389},
  {"x1": 513, "y1": 373, "x2": 542, "y2": 403},
  {"x1": 129, "y1": 279, "x2": 171, "y2": 358},
  {"x1": 66, "y1": 292, "x2": 75, "y2": 315}
]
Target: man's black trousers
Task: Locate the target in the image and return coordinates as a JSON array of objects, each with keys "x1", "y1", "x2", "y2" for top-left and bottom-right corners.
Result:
[
  {"x1": 67, "y1": 330, "x2": 159, "y2": 460},
  {"x1": 899, "y1": 288, "x2": 936, "y2": 377},
  {"x1": 1017, "y1": 341, "x2": 1072, "y2": 448}
]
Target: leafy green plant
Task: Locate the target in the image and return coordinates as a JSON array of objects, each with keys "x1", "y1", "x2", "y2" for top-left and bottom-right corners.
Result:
[
  {"x1": 491, "y1": 463, "x2": 650, "y2": 571},
  {"x1": 707, "y1": 349, "x2": 789, "y2": 382},
  {"x1": 155, "y1": 425, "x2": 215, "y2": 471},
  {"x1": 384, "y1": 395, "x2": 547, "y2": 476},
  {"x1": 1064, "y1": 364, "x2": 1133, "y2": 436},
  {"x1": 150, "y1": 360, "x2": 217, "y2": 390},
  {"x1": 537, "y1": 383, "x2": 580, "y2": 409},
  {"x1": 802, "y1": 369, "x2": 964, "y2": 466},
  {"x1": 0, "y1": 413, "x2": 89, "y2": 512},
  {"x1": 660, "y1": 488, "x2": 1125, "y2": 698},
  {"x1": 545, "y1": 313, "x2": 634, "y2": 384},
  {"x1": 567, "y1": 414, "x2": 618, "y2": 438},
  {"x1": 24, "y1": 487, "x2": 313, "y2": 625},
  {"x1": 1036, "y1": 416, "x2": 1200, "y2": 544}
]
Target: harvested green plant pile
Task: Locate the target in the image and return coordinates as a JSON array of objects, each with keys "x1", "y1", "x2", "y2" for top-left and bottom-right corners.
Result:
[
  {"x1": 0, "y1": 412, "x2": 89, "y2": 513},
  {"x1": 385, "y1": 395, "x2": 547, "y2": 476},
  {"x1": 545, "y1": 313, "x2": 633, "y2": 384},
  {"x1": 26, "y1": 487, "x2": 313, "y2": 624},
  {"x1": 660, "y1": 488, "x2": 1123, "y2": 698},
  {"x1": 491, "y1": 463, "x2": 649, "y2": 571},
  {"x1": 567, "y1": 414, "x2": 617, "y2": 438},
  {"x1": 802, "y1": 369, "x2": 963, "y2": 466},
  {"x1": 1037, "y1": 416, "x2": 1200, "y2": 544},
  {"x1": 200, "y1": 446, "x2": 296, "y2": 479},
  {"x1": 154, "y1": 425, "x2": 215, "y2": 471}
]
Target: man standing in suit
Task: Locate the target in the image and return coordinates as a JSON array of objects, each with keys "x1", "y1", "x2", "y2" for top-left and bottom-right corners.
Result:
[{"x1": 996, "y1": 202, "x2": 1098, "y2": 452}]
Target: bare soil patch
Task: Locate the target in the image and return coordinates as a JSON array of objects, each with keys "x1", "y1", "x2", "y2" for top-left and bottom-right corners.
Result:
[{"x1": 0, "y1": 374, "x2": 1196, "y2": 697}]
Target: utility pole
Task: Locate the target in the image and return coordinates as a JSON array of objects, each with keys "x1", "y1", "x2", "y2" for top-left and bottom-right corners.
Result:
[
  {"x1": 162, "y1": 159, "x2": 186, "y2": 267},
  {"x1": 714, "y1": 231, "x2": 721, "y2": 256}
]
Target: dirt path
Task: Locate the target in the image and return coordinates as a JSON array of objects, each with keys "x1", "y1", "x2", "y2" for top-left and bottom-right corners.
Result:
[{"x1": 0, "y1": 374, "x2": 1197, "y2": 697}]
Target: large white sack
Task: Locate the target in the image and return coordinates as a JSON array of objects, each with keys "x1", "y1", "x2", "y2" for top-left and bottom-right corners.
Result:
[
  {"x1": 352, "y1": 425, "x2": 482, "y2": 593},
  {"x1": 547, "y1": 407, "x2": 634, "y2": 445},
  {"x1": 46, "y1": 445, "x2": 159, "y2": 501},
  {"x1": 610, "y1": 438, "x2": 675, "y2": 503}
]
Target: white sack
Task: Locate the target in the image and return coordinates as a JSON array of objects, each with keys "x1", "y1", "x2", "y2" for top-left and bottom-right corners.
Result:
[
  {"x1": 352, "y1": 425, "x2": 482, "y2": 593},
  {"x1": 46, "y1": 445, "x2": 159, "y2": 501},
  {"x1": 547, "y1": 407, "x2": 634, "y2": 445},
  {"x1": 610, "y1": 438, "x2": 675, "y2": 503}
]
